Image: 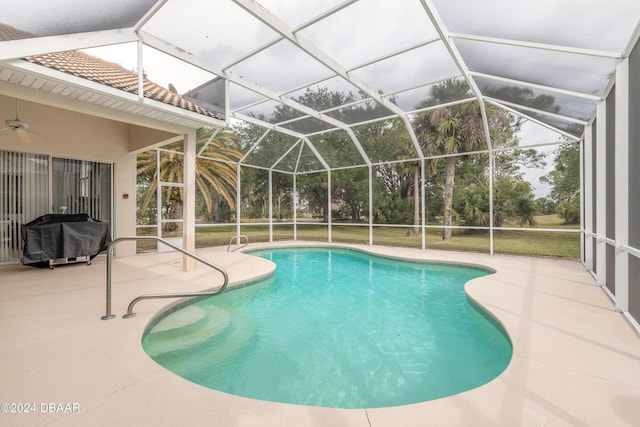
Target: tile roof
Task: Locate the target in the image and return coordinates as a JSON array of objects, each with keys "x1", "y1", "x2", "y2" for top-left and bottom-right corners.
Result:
[{"x1": 25, "y1": 50, "x2": 221, "y2": 120}]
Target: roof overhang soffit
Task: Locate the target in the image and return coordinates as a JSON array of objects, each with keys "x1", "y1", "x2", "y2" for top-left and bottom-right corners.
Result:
[
  {"x1": 1, "y1": 59, "x2": 223, "y2": 132},
  {"x1": 0, "y1": 31, "x2": 225, "y2": 131}
]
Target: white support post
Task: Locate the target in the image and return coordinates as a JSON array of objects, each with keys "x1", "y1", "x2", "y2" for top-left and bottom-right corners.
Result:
[
  {"x1": 488, "y1": 150, "x2": 494, "y2": 255},
  {"x1": 236, "y1": 164, "x2": 242, "y2": 238},
  {"x1": 596, "y1": 102, "x2": 607, "y2": 286},
  {"x1": 615, "y1": 57, "x2": 630, "y2": 312},
  {"x1": 293, "y1": 174, "x2": 297, "y2": 241},
  {"x1": 137, "y1": 38, "x2": 144, "y2": 102},
  {"x1": 183, "y1": 130, "x2": 197, "y2": 272},
  {"x1": 224, "y1": 76, "x2": 231, "y2": 125},
  {"x1": 268, "y1": 170, "x2": 273, "y2": 243},
  {"x1": 327, "y1": 170, "x2": 332, "y2": 243},
  {"x1": 584, "y1": 124, "x2": 594, "y2": 272},
  {"x1": 369, "y1": 165, "x2": 373, "y2": 246},
  {"x1": 421, "y1": 159, "x2": 426, "y2": 251},
  {"x1": 579, "y1": 138, "x2": 585, "y2": 263},
  {"x1": 156, "y1": 150, "x2": 162, "y2": 241}
]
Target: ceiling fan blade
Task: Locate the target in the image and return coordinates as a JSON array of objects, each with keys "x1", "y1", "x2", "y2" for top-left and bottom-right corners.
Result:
[{"x1": 16, "y1": 130, "x2": 33, "y2": 144}]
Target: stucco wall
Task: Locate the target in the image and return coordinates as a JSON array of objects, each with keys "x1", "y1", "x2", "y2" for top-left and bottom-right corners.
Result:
[{"x1": 0, "y1": 95, "x2": 178, "y2": 257}]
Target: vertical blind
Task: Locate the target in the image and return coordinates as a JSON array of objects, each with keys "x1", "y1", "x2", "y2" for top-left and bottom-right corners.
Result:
[
  {"x1": 51, "y1": 157, "x2": 112, "y2": 221},
  {"x1": 0, "y1": 152, "x2": 112, "y2": 263},
  {"x1": 0, "y1": 150, "x2": 49, "y2": 262}
]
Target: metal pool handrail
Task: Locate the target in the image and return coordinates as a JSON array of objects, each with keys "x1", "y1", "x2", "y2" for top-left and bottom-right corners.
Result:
[
  {"x1": 227, "y1": 234, "x2": 248, "y2": 252},
  {"x1": 101, "y1": 236, "x2": 229, "y2": 320}
]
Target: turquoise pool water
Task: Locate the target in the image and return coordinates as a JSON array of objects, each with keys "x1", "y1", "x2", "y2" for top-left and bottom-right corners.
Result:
[{"x1": 142, "y1": 247, "x2": 512, "y2": 408}]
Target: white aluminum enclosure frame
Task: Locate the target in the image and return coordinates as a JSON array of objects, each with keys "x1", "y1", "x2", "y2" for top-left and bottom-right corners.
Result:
[{"x1": 2, "y1": 0, "x2": 640, "y2": 329}]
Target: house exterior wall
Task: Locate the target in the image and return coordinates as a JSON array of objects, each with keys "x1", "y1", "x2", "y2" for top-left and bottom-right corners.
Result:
[{"x1": 0, "y1": 95, "x2": 178, "y2": 257}]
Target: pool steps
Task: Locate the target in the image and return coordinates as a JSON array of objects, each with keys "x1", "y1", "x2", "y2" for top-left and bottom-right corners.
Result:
[{"x1": 143, "y1": 304, "x2": 256, "y2": 369}]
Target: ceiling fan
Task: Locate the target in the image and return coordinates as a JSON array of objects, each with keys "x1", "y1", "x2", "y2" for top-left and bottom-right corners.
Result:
[{"x1": 2, "y1": 99, "x2": 36, "y2": 144}]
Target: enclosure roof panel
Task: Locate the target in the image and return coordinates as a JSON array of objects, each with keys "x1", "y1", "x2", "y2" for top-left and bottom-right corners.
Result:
[
  {"x1": 1, "y1": 0, "x2": 638, "y2": 166},
  {"x1": 0, "y1": 0, "x2": 157, "y2": 39},
  {"x1": 431, "y1": 0, "x2": 640, "y2": 52}
]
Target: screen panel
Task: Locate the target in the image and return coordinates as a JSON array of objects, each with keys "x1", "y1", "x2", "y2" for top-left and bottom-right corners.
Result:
[
  {"x1": 297, "y1": 0, "x2": 438, "y2": 68},
  {"x1": 0, "y1": 0, "x2": 156, "y2": 40},
  {"x1": 606, "y1": 86, "x2": 615, "y2": 240},
  {"x1": 457, "y1": 39, "x2": 616, "y2": 97},
  {"x1": 629, "y1": 37, "x2": 640, "y2": 247},
  {"x1": 433, "y1": 0, "x2": 640, "y2": 52}
]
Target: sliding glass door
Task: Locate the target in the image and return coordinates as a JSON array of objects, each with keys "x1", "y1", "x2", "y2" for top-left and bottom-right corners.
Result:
[
  {"x1": 0, "y1": 151, "x2": 49, "y2": 262},
  {"x1": 0, "y1": 150, "x2": 112, "y2": 263},
  {"x1": 51, "y1": 157, "x2": 112, "y2": 221}
]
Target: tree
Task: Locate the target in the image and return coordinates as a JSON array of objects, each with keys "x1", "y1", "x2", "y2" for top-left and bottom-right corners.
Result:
[
  {"x1": 233, "y1": 121, "x2": 298, "y2": 219},
  {"x1": 137, "y1": 127, "x2": 242, "y2": 228},
  {"x1": 236, "y1": 86, "x2": 395, "y2": 223},
  {"x1": 333, "y1": 167, "x2": 368, "y2": 221},
  {"x1": 348, "y1": 115, "x2": 420, "y2": 227},
  {"x1": 535, "y1": 197, "x2": 555, "y2": 215},
  {"x1": 137, "y1": 142, "x2": 183, "y2": 229},
  {"x1": 233, "y1": 83, "x2": 541, "y2": 233},
  {"x1": 413, "y1": 80, "x2": 547, "y2": 237},
  {"x1": 385, "y1": 139, "x2": 421, "y2": 233},
  {"x1": 196, "y1": 128, "x2": 243, "y2": 221},
  {"x1": 540, "y1": 143, "x2": 580, "y2": 224},
  {"x1": 413, "y1": 80, "x2": 487, "y2": 240},
  {"x1": 493, "y1": 177, "x2": 538, "y2": 226},
  {"x1": 490, "y1": 131, "x2": 545, "y2": 227}
]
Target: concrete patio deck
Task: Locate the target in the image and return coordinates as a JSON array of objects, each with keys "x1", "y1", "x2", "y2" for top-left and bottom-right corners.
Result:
[{"x1": 1, "y1": 242, "x2": 639, "y2": 426}]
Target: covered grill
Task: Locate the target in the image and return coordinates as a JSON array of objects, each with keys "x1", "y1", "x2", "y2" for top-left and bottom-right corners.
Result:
[{"x1": 21, "y1": 213, "x2": 111, "y2": 268}]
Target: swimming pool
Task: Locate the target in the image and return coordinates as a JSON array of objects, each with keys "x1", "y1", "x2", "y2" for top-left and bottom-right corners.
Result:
[{"x1": 142, "y1": 247, "x2": 512, "y2": 408}]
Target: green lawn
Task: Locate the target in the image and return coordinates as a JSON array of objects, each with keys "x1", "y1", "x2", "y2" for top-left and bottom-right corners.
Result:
[{"x1": 177, "y1": 214, "x2": 580, "y2": 259}]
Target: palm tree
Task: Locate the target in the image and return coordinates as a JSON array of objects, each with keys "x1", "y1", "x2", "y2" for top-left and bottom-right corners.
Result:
[
  {"x1": 196, "y1": 128, "x2": 242, "y2": 216},
  {"x1": 414, "y1": 80, "x2": 486, "y2": 241},
  {"x1": 137, "y1": 127, "x2": 242, "y2": 227}
]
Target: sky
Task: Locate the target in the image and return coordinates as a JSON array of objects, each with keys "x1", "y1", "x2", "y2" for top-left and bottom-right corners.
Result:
[
  {"x1": 73, "y1": 0, "x2": 627, "y2": 198},
  {"x1": 82, "y1": 38, "x2": 567, "y2": 199},
  {"x1": 12, "y1": 0, "x2": 630, "y2": 131}
]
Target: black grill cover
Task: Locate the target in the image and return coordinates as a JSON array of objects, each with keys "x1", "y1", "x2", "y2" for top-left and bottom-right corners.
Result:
[{"x1": 21, "y1": 213, "x2": 112, "y2": 267}]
